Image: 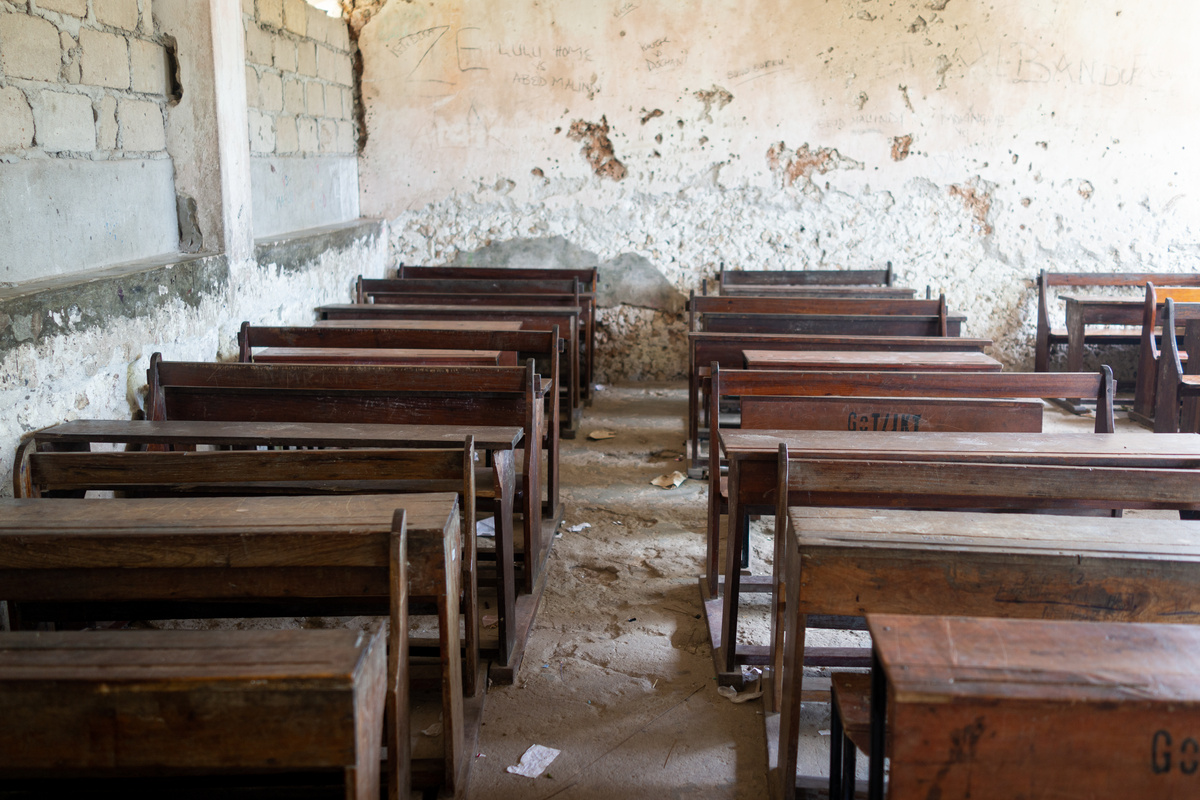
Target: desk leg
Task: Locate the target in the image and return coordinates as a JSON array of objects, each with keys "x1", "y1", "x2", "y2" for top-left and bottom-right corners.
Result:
[
  {"x1": 719, "y1": 463, "x2": 744, "y2": 675},
  {"x1": 387, "y1": 516, "x2": 410, "y2": 800},
  {"x1": 775, "y1": 545, "x2": 806, "y2": 800},
  {"x1": 493, "y1": 450, "x2": 517, "y2": 666},
  {"x1": 868, "y1": 650, "x2": 886, "y2": 800}
]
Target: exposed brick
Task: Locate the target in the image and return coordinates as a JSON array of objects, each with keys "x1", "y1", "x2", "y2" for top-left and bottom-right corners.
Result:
[
  {"x1": 336, "y1": 119, "x2": 354, "y2": 153},
  {"x1": 0, "y1": 85, "x2": 34, "y2": 152},
  {"x1": 334, "y1": 52, "x2": 352, "y2": 86},
  {"x1": 258, "y1": 0, "x2": 283, "y2": 28},
  {"x1": 318, "y1": 117, "x2": 335, "y2": 153},
  {"x1": 282, "y1": 0, "x2": 306, "y2": 37},
  {"x1": 96, "y1": 93, "x2": 117, "y2": 149},
  {"x1": 80, "y1": 28, "x2": 130, "y2": 89},
  {"x1": 130, "y1": 38, "x2": 168, "y2": 94},
  {"x1": 307, "y1": 5, "x2": 329, "y2": 43},
  {"x1": 37, "y1": 0, "x2": 88, "y2": 18},
  {"x1": 296, "y1": 115, "x2": 317, "y2": 152},
  {"x1": 282, "y1": 75, "x2": 304, "y2": 114},
  {"x1": 274, "y1": 114, "x2": 297, "y2": 153},
  {"x1": 248, "y1": 107, "x2": 275, "y2": 153},
  {"x1": 304, "y1": 79, "x2": 323, "y2": 116},
  {"x1": 272, "y1": 35, "x2": 295, "y2": 72},
  {"x1": 35, "y1": 90, "x2": 95, "y2": 152},
  {"x1": 244, "y1": 21, "x2": 273, "y2": 66},
  {"x1": 315, "y1": 43, "x2": 339, "y2": 83},
  {"x1": 118, "y1": 97, "x2": 165, "y2": 151},
  {"x1": 296, "y1": 39, "x2": 315, "y2": 76},
  {"x1": 328, "y1": 17, "x2": 349, "y2": 52},
  {"x1": 258, "y1": 70, "x2": 282, "y2": 111},
  {"x1": 0, "y1": 12, "x2": 62, "y2": 82},
  {"x1": 245, "y1": 65, "x2": 259, "y2": 107},
  {"x1": 94, "y1": 0, "x2": 140, "y2": 31}
]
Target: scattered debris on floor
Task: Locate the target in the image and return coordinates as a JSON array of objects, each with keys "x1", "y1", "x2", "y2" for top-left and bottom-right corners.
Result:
[
  {"x1": 506, "y1": 744, "x2": 561, "y2": 778},
  {"x1": 651, "y1": 470, "x2": 688, "y2": 488},
  {"x1": 588, "y1": 429, "x2": 618, "y2": 440}
]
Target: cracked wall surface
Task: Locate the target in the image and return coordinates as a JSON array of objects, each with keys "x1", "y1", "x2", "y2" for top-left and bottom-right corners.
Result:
[{"x1": 360, "y1": 1, "x2": 1195, "y2": 379}]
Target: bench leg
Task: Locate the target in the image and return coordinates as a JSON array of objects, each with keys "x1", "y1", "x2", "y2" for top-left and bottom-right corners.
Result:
[
  {"x1": 841, "y1": 734, "x2": 857, "y2": 800},
  {"x1": 493, "y1": 451, "x2": 517, "y2": 667},
  {"x1": 829, "y1": 702, "x2": 844, "y2": 800},
  {"x1": 868, "y1": 653, "x2": 886, "y2": 800},
  {"x1": 388, "y1": 525, "x2": 411, "y2": 800}
]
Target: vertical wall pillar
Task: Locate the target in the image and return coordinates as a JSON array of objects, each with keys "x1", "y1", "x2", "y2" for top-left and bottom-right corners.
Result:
[{"x1": 156, "y1": 0, "x2": 253, "y2": 266}]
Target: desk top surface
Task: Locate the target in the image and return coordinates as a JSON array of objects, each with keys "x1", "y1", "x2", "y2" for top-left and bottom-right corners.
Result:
[
  {"x1": 720, "y1": 430, "x2": 1200, "y2": 464},
  {"x1": 33, "y1": 419, "x2": 524, "y2": 450},
  {"x1": 320, "y1": 303, "x2": 581, "y2": 317},
  {"x1": 314, "y1": 319, "x2": 526, "y2": 331},
  {"x1": 254, "y1": 347, "x2": 502, "y2": 364},
  {"x1": 788, "y1": 507, "x2": 1200, "y2": 557},
  {"x1": 0, "y1": 492, "x2": 457, "y2": 541},
  {"x1": 742, "y1": 349, "x2": 1002, "y2": 370},
  {"x1": 868, "y1": 613, "x2": 1200, "y2": 703}
]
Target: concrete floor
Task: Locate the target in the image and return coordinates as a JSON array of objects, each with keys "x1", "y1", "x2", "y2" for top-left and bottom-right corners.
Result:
[{"x1": 463, "y1": 381, "x2": 1150, "y2": 799}]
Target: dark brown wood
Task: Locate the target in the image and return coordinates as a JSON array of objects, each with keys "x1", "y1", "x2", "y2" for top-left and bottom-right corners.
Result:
[
  {"x1": 144, "y1": 356, "x2": 554, "y2": 598},
  {"x1": 395, "y1": 265, "x2": 598, "y2": 293},
  {"x1": 1155, "y1": 299, "x2": 1200, "y2": 433},
  {"x1": 741, "y1": 396, "x2": 1043, "y2": 432},
  {"x1": 869, "y1": 614, "x2": 1200, "y2": 800},
  {"x1": 719, "y1": 266, "x2": 894, "y2": 287},
  {"x1": 255, "y1": 347, "x2": 505, "y2": 366},
  {"x1": 319, "y1": 303, "x2": 584, "y2": 425},
  {"x1": 772, "y1": 506, "x2": 1200, "y2": 800},
  {"x1": 1129, "y1": 285, "x2": 1200, "y2": 424},
  {"x1": 718, "y1": 284, "x2": 913, "y2": 298},
  {"x1": 742, "y1": 349, "x2": 1002, "y2": 371},
  {"x1": 0, "y1": 495, "x2": 469, "y2": 798},
  {"x1": 1034, "y1": 269, "x2": 1200, "y2": 374},
  {"x1": 0, "y1": 626, "x2": 390, "y2": 799},
  {"x1": 318, "y1": 319, "x2": 526, "y2": 331},
  {"x1": 686, "y1": 332, "x2": 994, "y2": 474}
]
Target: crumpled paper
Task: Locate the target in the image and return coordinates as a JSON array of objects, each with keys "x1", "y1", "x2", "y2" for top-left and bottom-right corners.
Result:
[
  {"x1": 717, "y1": 684, "x2": 763, "y2": 704},
  {"x1": 506, "y1": 744, "x2": 561, "y2": 778},
  {"x1": 476, "y1": 516, "x2": 495, "y2": 537},
  {"x1": 651, "y1": 471, "x2": 688, "y2": 489},
  {"x1": 566, "y1": 522, "x2": 591, "y2": 532},
  {"x1": 588, "y1": 429, "x2": 617, "y2": 440}
]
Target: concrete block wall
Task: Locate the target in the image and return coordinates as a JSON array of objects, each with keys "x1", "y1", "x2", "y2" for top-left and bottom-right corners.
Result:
[
  {"x1": 0, "y1": 0, "x2": 170, "y2": 160},
  {"x1": 0, "y1": 0, "x2": 179, "y2": 282},
  {"x1": 243, "y1": 0, "x2": 354, "y2": 157}
]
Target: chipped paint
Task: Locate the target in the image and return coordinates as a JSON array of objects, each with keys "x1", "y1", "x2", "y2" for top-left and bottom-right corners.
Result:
[
  {"x1": 950, "y1": 181, "x2": 994, "y2": 235},
  {"x1": 892, "y1": 134, "x2": 913, "y2": 162},
  {"x1": 767, "y1": 142, "x2": 863, "y2": 189},
  {"x1": 692, "y1": 86, "x2": 733, "y2": 123},
  {"x1": 566, "y1": 117, "x2": 627, "y2": 181}
]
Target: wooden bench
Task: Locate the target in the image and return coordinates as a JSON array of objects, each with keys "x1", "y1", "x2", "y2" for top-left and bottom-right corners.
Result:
[
  {"x1": 689, "y1": 293, "x2": 963, "y2": 337},
  {"x1": 144, "y1": 356, "x2": 557, "y2": 599},
  {"x1": 867, "y1": 614, "x2": 1200, "y2": 800},
  {"x1": 358, "y1": 275, "x2": 595, "y2": 408},
  {"x1": 1128, "y1": 285, "x2": 1200, "y2": 425},
  {"x1": 1034, "y1": 270, "x2": 1200, "y2": 380},
  {"x1": 0, "y1": 495, "x2": 465, "y2": 797},
  {"x1": 719, "y1": 265, "x2": 895, "y2": 290},
  {"x1": 0, "y1": 626, "x2": 389, "y2": 799},
  {"x1": 686, "y1": 332, "x2": 994, "y2": 475},
  {"x1": 396, "y1": 265, "x2": 598, "y2": 294},
  {"x1": 238, "y1": 322, "x2": 562, "y2": 445},
  {"x1": 769, "y1": 462, "x2": 1200, "y2": 800},
  {"x1": 703, "y1": 367, "x2": 1116, "y2": 660},
  {"x1": 14, "y1": 441, "x2": 482, "y2": 695},
  {"x1": 1155, "y1": 298, "x2": 1200, "y2": 433},
  {"x1": 18, "y1": 418, "x2": 536, "y2": 684},
  {"x1": 319, "y1": 302, "x2": 584, "y2": 435}
]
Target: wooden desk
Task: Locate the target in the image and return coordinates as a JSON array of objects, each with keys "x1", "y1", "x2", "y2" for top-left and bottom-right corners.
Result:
[
  {"x1": 253, "y1": 346, "x2": 508, "y2": 366},
  {"x1": 771, "y1": 508, "x2": 1200, "y2": 800},
  {"x1": 1063, "y1": 295, "x2": 1144, "y2": 372},
  {"x1": 23, "y1": 419, "x2": 532, "y2": 681},
  {"x1": 867, "y1": 614, "x2": 1200, "y2": 800},
  {"x1": 0, "y1": 493, "x2": 466, "y2": 797},
  {"x1": 316, "y1": 319, "x2": 526, "y2": 331},
  {"x1": 711, "y1": 430, "x2": 1200, "y2": 685},
  {"x1": 742, "y1": 349, "x2": 1002, "y2": 371},
  {"x1": 720, "y1": 285, "x2": 915, "y2": 298}
]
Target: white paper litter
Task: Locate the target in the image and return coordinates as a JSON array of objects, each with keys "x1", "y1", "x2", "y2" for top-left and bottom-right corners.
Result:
[
  {"x1": 651, "y1": 471, "x2": 688, "y2": 489},
  {"x1": 588, "y1": 429, "x2": 617, "y2": 440},
  {"x1": 717, "y1": 684, "x2": 764, "y2": 704},
  {"x1": 566, "y1": 522, "x2": 591, "y2": 532},
  {"x1": 422, "y1": 721, "x2": 443, "y2": 737},
  {"x1": 475, "y1": 516, "x2": 496, "y2": 537},
  {"x1": 506, "y1": 744, "x2": 561, "y2": 778}
]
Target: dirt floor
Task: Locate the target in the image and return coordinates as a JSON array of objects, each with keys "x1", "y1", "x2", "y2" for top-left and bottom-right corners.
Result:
[{"x1": 464, "y1": 380, "x2": 1130, "y2": 800}]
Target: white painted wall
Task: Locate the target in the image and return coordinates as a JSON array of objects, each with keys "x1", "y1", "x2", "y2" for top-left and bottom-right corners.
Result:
[{"x1": 355, "y1": 0, "x2": 1200, "y2": 377}]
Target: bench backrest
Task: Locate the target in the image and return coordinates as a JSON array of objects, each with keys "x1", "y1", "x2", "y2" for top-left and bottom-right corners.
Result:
[
  {"x1": 358, "y1": 276, "x2": 586, "y2": 302},
  {"x1": 719, "y1": 265, "x2": 894, "y2": 287},
  {"x1": 396, "y1": 265, "x2": 598, "y2": 292},
  {"x1": 1132, "y1": 284, "x2": 1200, "y2": 419},
  {"x1": 1155, "y1": 299, "x2": 1200, "y2": 433},
  {"x1": 689, "y1": 293, "x2": 955, "y2": 336}
]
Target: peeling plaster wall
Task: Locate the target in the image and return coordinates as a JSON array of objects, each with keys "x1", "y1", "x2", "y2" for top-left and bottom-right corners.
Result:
[
  {"x1": 356, "y1": 0, "x2": 1200, "y2": 380},
  {"x1": 0, "y1": 220, "x2": 387, "y2": 496}
]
